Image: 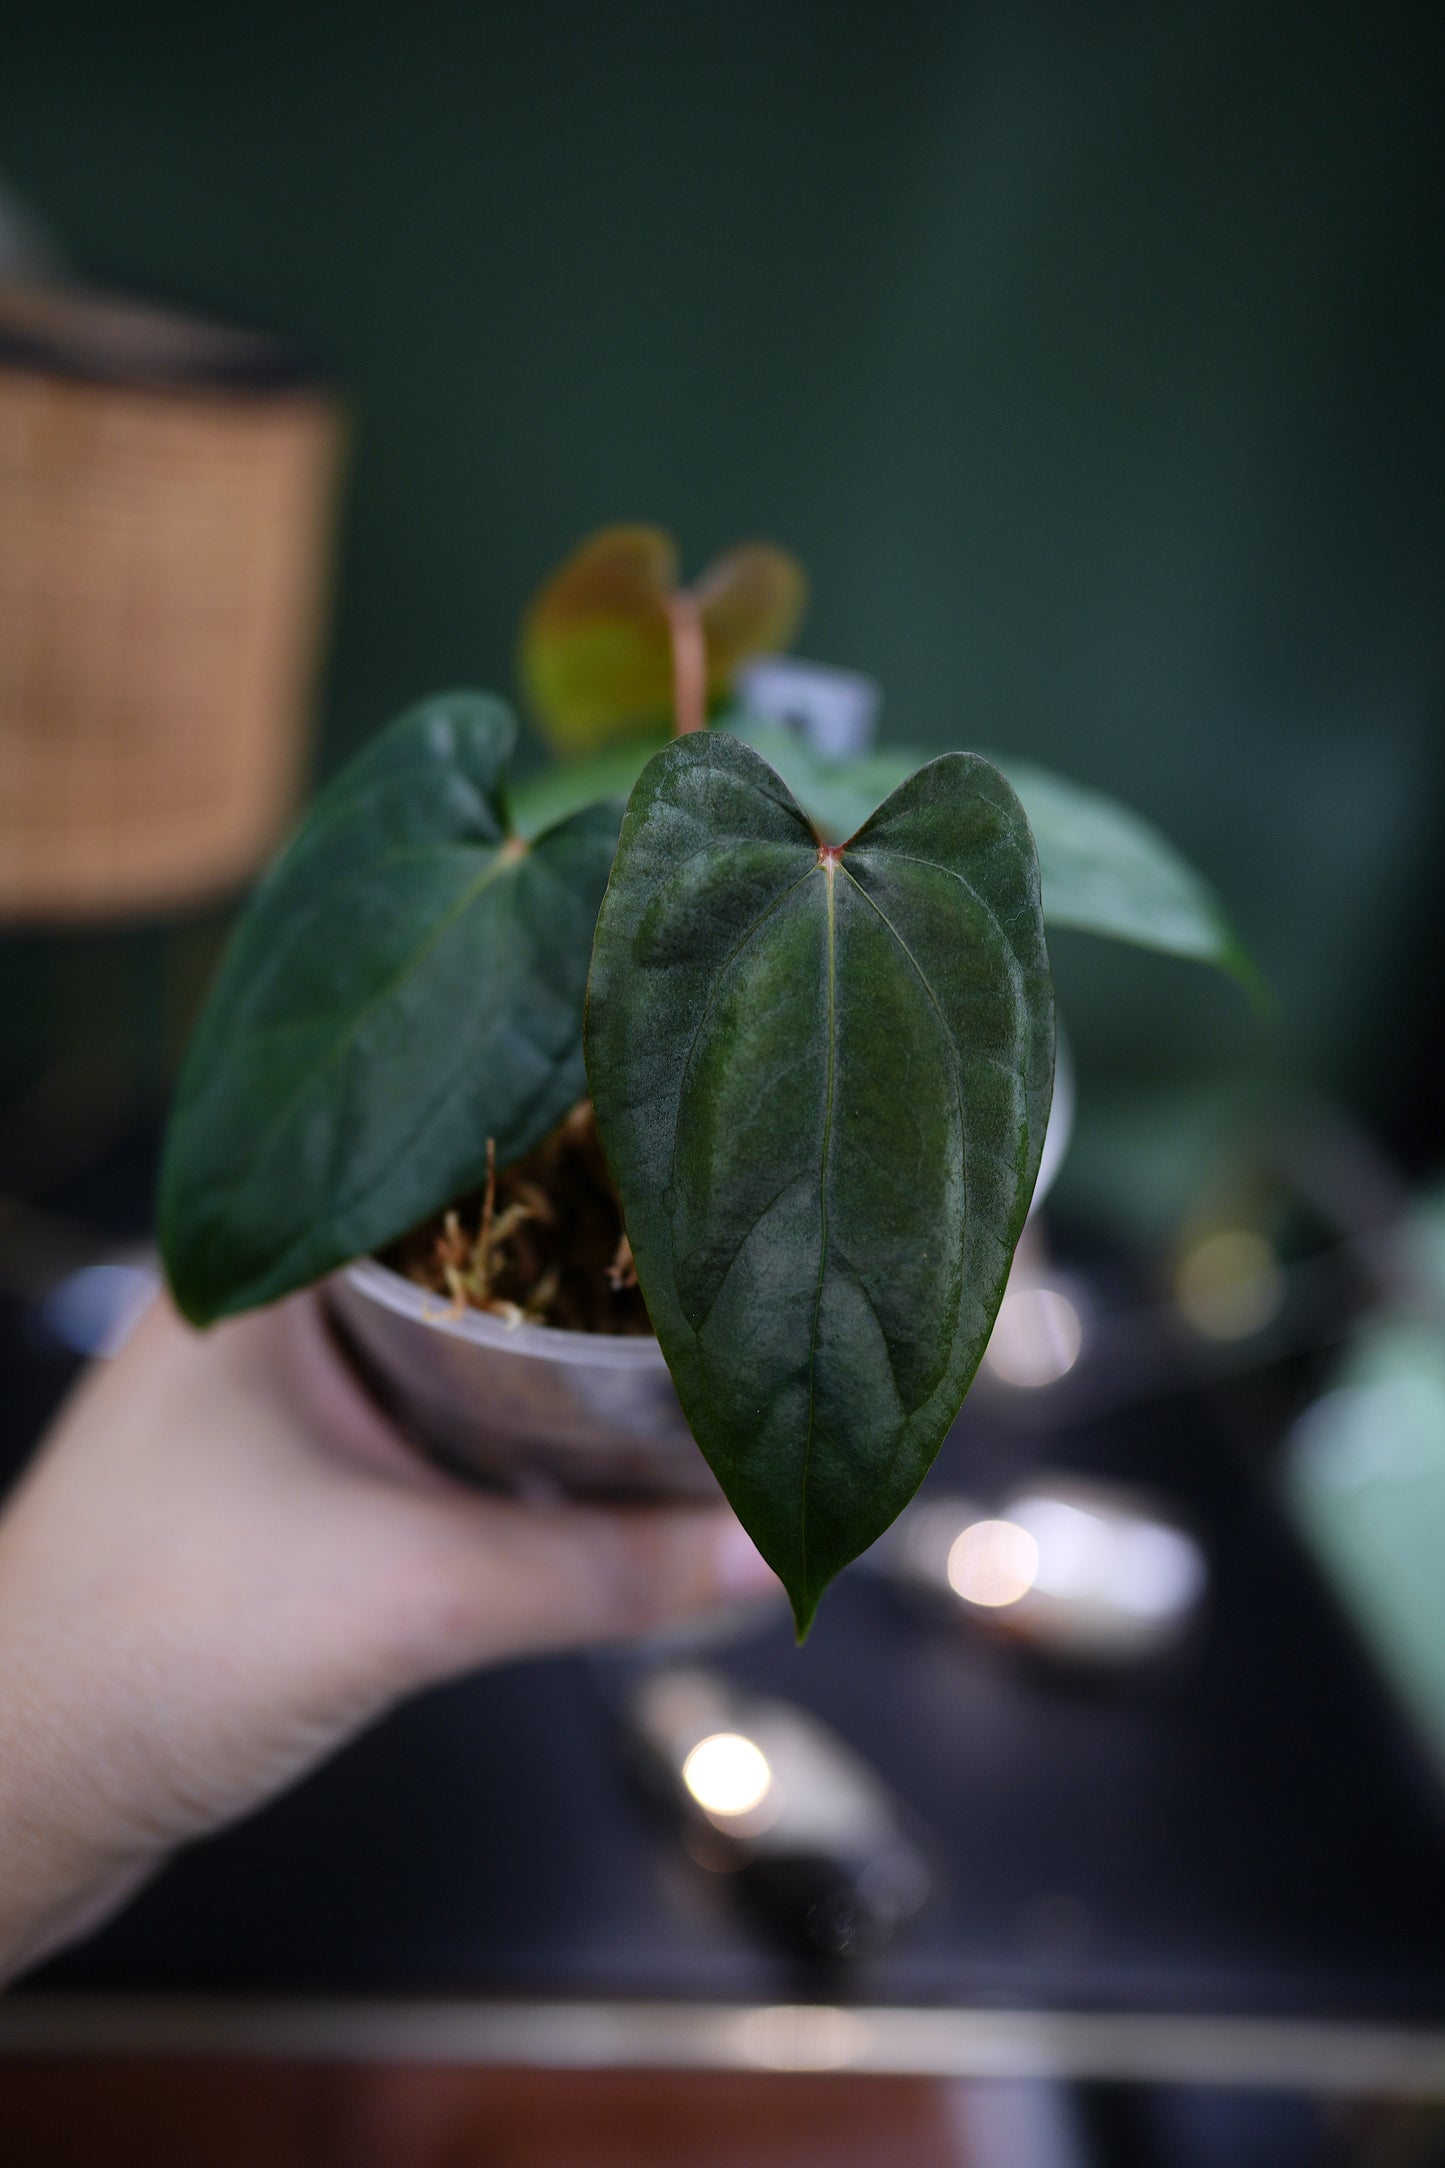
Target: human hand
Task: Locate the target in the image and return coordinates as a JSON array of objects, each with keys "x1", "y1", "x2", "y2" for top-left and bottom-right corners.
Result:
[{"x1": 0, "y1": 1291, "x2": 777, "y2": 1985}]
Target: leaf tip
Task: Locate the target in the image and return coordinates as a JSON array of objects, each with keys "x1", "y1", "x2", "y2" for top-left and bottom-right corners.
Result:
[{"x1": 158, "y1": 1248, "x2": 218, "y2": 1331}]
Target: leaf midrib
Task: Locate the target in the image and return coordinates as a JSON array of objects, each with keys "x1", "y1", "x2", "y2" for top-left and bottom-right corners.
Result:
[
  {"x1": 836, "y1": 862, "x2": 969, "y2": 1509},
  {"x1": 798, "y1": 859, "x2": 837, "y2": 1598}
]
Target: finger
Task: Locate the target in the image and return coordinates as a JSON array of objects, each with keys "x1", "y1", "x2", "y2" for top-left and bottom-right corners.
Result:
[
  {"x1": 272, "y1": 1289, "x2": 783, "y2": 1676},
  {"x1": 381, "y1": 1492, "x2": 782, "y2": 1685}
]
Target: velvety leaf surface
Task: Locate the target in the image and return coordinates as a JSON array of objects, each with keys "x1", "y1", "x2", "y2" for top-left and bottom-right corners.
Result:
[
  {"x1": 160, "y1": 693, "x2": 619, "y2": 1324},
  {"x1": 718, "y1": 717, "x2": 914, "y2": 844},
  {"x1": 519, "y1": 526, "x2": 807, "y2": 752},
  {"x1": 722, "y1": 717, "x2": 1253, "y2": 986},
  {"x1": 586, "y1": 733, "x2": 1053, "y2": 1633}
]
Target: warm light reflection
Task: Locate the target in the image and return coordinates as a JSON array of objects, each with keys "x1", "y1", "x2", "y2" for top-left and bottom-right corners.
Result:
[
  {"x1": 946, "y1": 1519, "x2": 1040, "y2": 1607},
  {"x1": 1175, "y1": 1229, "x2": 1285, "y2": 1341},
  {"x1": 983, "y1": 1286, "x2": 1083, "y2": 1387},
  {"x1": 681, "y1": 1732, "x2": 774, "y2": 1818},
  {"x1": 733, "y1": 2003, "x2": 872, "y2": 2072}
]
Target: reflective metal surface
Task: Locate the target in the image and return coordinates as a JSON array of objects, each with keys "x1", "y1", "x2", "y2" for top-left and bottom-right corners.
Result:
[
  {"x1": 324, "y1": 1257, "x2": 717, "y2": 1500},
  {"x1": 8, "y1": 1995, "x2": 1445, "y2": 2097}
]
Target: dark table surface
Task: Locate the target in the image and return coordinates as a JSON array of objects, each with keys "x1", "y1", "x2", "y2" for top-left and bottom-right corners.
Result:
[{"x1": 5, "y1": 1133, "x2": 1445, "y2": 2071}]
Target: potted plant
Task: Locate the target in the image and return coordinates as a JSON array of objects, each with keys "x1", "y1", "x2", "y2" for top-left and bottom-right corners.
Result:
[{"x1": 159, "y1": 526, "x2": 1254, "y2": 1636}]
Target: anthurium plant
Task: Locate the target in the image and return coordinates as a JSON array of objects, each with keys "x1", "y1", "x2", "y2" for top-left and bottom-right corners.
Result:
[{"x1": 161, "y1": 526, "x2": 1253, "y2": 1633}]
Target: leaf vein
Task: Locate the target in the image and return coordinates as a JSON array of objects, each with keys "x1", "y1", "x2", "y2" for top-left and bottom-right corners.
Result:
[
  {"x1": 665, "y1": 864, "x2": 818, "y2": 1259},
  {"x1": 798, "y1": 862, "x2": 838, "y2": 1597},
  {"x1": 848, "y1": 846, "x2": 1029, "y2": 1005}
]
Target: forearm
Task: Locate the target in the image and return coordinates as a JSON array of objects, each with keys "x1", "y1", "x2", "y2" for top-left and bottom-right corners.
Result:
[
  {"x1": 0, "y1": 1578, "x2": 156, "y2": 1985},
  {"x1": 0, "y1": 1295, "x2": 774, "y2": 1988}
]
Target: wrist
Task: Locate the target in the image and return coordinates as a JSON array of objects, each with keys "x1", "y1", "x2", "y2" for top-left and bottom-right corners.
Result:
[
  {"x1": 0, "y1": 1627, "x2": 156, "y2": 1986},
  {"x1": 0, "y1": 1460, "x2": 170, "y2": 1987}
]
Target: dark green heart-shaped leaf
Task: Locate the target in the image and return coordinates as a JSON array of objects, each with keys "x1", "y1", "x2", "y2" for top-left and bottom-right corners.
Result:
[
  {"x1": 586, "y1": 733, "x2": 1054, "y2": 1634},
  {"x1": 722, "y1": 716, "x2": 1256, "y2": 990},
  {"x1": 160, "y1": 692, "x2": 620, "y2": 1325}
]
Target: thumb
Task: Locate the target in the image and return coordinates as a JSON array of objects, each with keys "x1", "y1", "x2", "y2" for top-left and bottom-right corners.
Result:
[{"x1": 382, "y1": 1491, "x2": 782, "y2": 1686}]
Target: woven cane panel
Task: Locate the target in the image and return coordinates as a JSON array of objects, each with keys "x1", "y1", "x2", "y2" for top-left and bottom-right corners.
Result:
[{"x1": 0, "y1": 365, "x2": 341, "y2": 921}]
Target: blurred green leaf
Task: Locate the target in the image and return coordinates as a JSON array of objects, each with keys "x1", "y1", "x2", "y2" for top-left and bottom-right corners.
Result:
[
  {"x1": 994, "y1": 757, "x2": 1262, "y2": 996},
  {"x1": 510, "y1": 734, "x2": 666, "y2": 837}
]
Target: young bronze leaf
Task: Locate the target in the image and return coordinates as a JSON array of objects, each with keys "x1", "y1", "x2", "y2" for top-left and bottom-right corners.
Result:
[
  {"x1": 519, "y1": 526, "x2": 679, "y2": 754},
  {"x1": 520, "y1": 527, "x2": 808, "y2": 753},
  {"x1": 160, "y1": 693, "x2": 620, "y2": 1325},
  {"x1": 693, "y1": 543, "x2": 807, "y2": 691},
  {"x1": 586, "y1": 733, "x2": 1054, "y2": 1634}
]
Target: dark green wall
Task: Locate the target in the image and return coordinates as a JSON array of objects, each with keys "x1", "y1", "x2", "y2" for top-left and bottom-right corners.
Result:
[{"x1": 2, "y1": 0, "x2": 1441, "y2": 1172}]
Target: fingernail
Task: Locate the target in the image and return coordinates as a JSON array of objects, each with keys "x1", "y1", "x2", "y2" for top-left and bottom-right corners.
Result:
[{"x1": 715, "y1": 1519, "x2": 780, "y2": 1601}]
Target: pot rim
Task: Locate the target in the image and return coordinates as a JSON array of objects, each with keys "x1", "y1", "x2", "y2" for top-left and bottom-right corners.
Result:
[
  {"x1": 339, "y1": 1026, "x2": 1074, "y2": 1377},
  {"x1": 337, "y1": 1256, "x2": 670, "y2": 1372}
]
